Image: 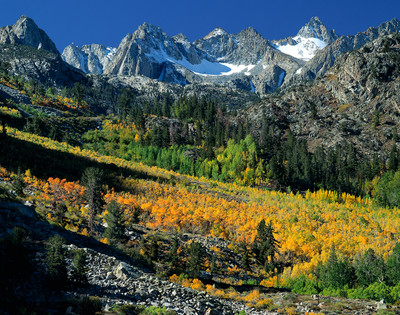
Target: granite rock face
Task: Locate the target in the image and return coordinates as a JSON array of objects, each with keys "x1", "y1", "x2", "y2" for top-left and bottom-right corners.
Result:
[
  {"x1": 0, "y1": 43, "x2": 85, "y2": 86},
  {"x1": 0, "y1": 15, "x2": 59, "y2": 54},
  {"x1": 62, "y1": 44, "x2": 116, "y2": 74},
  {"x1": 60, "y1": 16, "x2": 400, "y2": 95},
  {"x1": 298, "y1": 18, "x2": 400, "y2": 81},
  {"x1": 296, "y1": 16, "x2": 339, "y2": 44},
  {"x1": 0, "y1": 16, "x2": 84, "y2": 86},
  {"x1": 244, "y1": 33, "x2": 400, "y2": 158}
]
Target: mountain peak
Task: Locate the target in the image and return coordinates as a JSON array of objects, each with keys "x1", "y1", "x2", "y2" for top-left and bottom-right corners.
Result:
[
  {"x1": 239, "y1": 26, "x2": 262, "y2": 37},
  {"x1": 17, "y1": 15, "x2": 29, "y2": 21},
  {"x1": 0, "y1": 15, "x2": 59, "y2": 54},
  {"x1": 309, "y1": 16, "x2": 322, "y2": 23},
  {"x1": 173, "y1": 33, "x2": 190, "y2": 44},
  {"x1": 376, "y1": 18, "x2": 400, "y2": 34},
  {"x1": 203, "y1": 27, "x2": 228, "y2": 39},
  {"x1": 296, "y1": 16, "x2": 338, "y2": 43},
  {"x1": 14, "y1": 15, "x2": 39, "y2": 30}
]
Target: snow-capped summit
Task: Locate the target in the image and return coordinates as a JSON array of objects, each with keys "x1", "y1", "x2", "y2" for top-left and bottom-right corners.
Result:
[
  {"x1": 203, "y1": 27, "x2": 228, "y2": 39},
  {"x1": 273, "y1": 17, "x2": 338, "y2": 61}
]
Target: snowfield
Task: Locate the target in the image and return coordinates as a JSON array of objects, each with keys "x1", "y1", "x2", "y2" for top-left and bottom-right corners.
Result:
[
  {"x1": 146, "y1": 47, "x2": 256, "y2": 76},
  {"x1": 275, "y1": 36, "x2": 327, "y2": 61}
]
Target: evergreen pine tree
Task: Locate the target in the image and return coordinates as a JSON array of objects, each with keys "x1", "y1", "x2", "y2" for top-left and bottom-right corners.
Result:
[
  {"x1": 166, "y1": 236, "x2": 180, "y2": 266},
  {"x1": 81, "y1": 167, "x2": 104, "y2": 236},
  {"x1": 71, "y1": 249, "x2": 88, "y2": 287},
  {"x1": 55, "y1": 202, "x2": 67, "y2": 227},
  {"x1": 104, "y1": 201, "x2": 125, "y2": 245},
  {"x1": 188, "y1": 241, "x2": 204, "y2": 278},
  {"x1": 46, "y1": 234, "x2": 67, "y2": 289},
  {"x1": 210, "y1": 256, "x2": 218, "y2": 275},
  {"x1": 386, "y1": 242, "x2": 400, "y2": 285},
  {"x1": 354, "y1": 248, "x2": 385, "y2": 287},
  {"x1": 321, "y1": 245, "x2": 355, "y2": 289},
  {"x1": 12, "y1": 168, "x2": 26, "y2": 197},
  {"x1": 149, "y1": 236, "x2": 159, "y2": 262},
  {"x1": 252, "y1": 219, "x2": 280, "y2": 274},
  {"x1": 240, "y1": 242, "x2": 251, "y2": 271}
]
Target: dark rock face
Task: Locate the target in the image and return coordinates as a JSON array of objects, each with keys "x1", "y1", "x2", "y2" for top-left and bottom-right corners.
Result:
[
  {"x1": 0, "y1": 83, "x2": 31, "y2": 105},
  {"x1": 0, "y1": 15, "x2": 59, "y2": 54},
  {"x1": 0, "y1": 44, "x2": 85, "y2": 86},
  {"x1": 0, "y1": 16, "x2": 85, "y2": 87}
]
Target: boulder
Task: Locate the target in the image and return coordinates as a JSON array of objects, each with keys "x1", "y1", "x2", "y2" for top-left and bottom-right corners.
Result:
[
  {"x1": 113, "y1": 262, "x2": 140, "y2": 280},
  {"x1": 376, "y1": 299, "x2": 387, "y2": 310}
]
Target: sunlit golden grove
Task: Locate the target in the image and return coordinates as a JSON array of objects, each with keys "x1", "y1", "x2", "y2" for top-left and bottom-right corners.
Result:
[{"x1": 4, "y1": 126, "x2": 399, "y2": 288}]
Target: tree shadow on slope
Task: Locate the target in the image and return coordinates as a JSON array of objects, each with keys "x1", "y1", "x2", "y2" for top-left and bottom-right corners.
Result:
[{"x1": 0, "y1": 134, "x2": 163, "y2": 190}]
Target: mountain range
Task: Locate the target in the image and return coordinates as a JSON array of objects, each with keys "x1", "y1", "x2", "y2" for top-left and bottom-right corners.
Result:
[
  {"x1": 0, "y1": 15, "x2": 399, "y2": 98},
  {"x1": 60, "y1": 16, "x2": 400, "y2": 93}
]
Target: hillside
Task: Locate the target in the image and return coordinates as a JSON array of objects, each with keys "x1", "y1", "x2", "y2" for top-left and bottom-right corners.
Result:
[
  {"x1": 2, "y1": 12, "x2": 400, "y2": 315},
  {"x1": 244, "y1": 33, "x2": 400, "y2": 157},
  {"x1": 1, "y1": 123, "x2": 399, "y2": 314}
]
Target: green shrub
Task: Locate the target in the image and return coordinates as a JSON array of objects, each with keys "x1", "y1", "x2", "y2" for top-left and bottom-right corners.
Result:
[
  {"x1": 77, "y1": 296, "x2": 102, "y2": 315},
  {"x1": 286, "y1": 274, "x2": 318, "y2": 295},
  {"x1": 140, "y1": 306, "x2": 177, "y2": 315}
]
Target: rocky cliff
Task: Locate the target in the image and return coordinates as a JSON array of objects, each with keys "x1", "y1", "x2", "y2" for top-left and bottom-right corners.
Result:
[
  {"x1": 62, "y1": 43, "x2": 116, "y2": 74},
  {"x1": 296, "y1": 18, "x2": 400, "y2": 81},
  {"x1": 0, "y1": 15, "x2": 59, "y2": 54},
  {"x1": 0, "y1": 16, "x2": 84, "y2": 86},
  {"x1": 0, "y1": 43, "x2": 85, "y2": 86},
  {"x1": 59, "y1": 16, "x2": 400, "y2": 95},
  {"x1": 244, "y1": 33, "x2": 400, "y2": 157}
]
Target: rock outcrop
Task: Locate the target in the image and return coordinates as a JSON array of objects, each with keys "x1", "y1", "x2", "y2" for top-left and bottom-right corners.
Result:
[
  {"x1": 298, "y1": 18, "x2": 400, "y2": 81},
  {"x1": 61, "y1": 44, "x2": 116, "y2": 74},
  {"x1": 0, "y1": 15, "x2": 59, "y2": 54},
  {"x1": 0, "y1": 43, "x2": 85, "y2": 86},
  {"x1": 0, "y1": 16, "x2": 85, "y2": 87},
  {"x1": 244, "y1": 33, "x2": 400, "y2": 157},
  {"x1": 0, "y1": 83, "x2": 31, "y2": 105}
]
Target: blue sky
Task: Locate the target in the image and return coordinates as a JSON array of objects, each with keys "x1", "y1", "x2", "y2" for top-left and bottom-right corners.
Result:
[{"x1": 1, "y1": 0, "x2": 399, "y2": 52}]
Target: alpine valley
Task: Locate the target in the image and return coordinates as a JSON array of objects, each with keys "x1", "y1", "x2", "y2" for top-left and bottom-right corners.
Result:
[{"x1": 2, "y1": 13, "x2": 400, "y2": 315}]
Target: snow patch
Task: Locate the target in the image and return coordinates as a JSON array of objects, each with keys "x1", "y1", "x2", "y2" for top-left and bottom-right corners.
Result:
[
  {"x1": 296, "y1": 68, "x2": 303, "y2": 75},
  {"x1": 213, "y1": 28, "x2": 225, "y2": 36},
  {"x1": 146, "y1": 48, "x2": 256, "y2": 76},
  {"x1": 204, "y1": 27, "x2": 228, "y2": 39},
  {"x1": 275, "y1": 36, "x2": 327, "y2": 61},
  {"x1": 105, "y1": 47, "x2": 117, "y2": 60}
]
